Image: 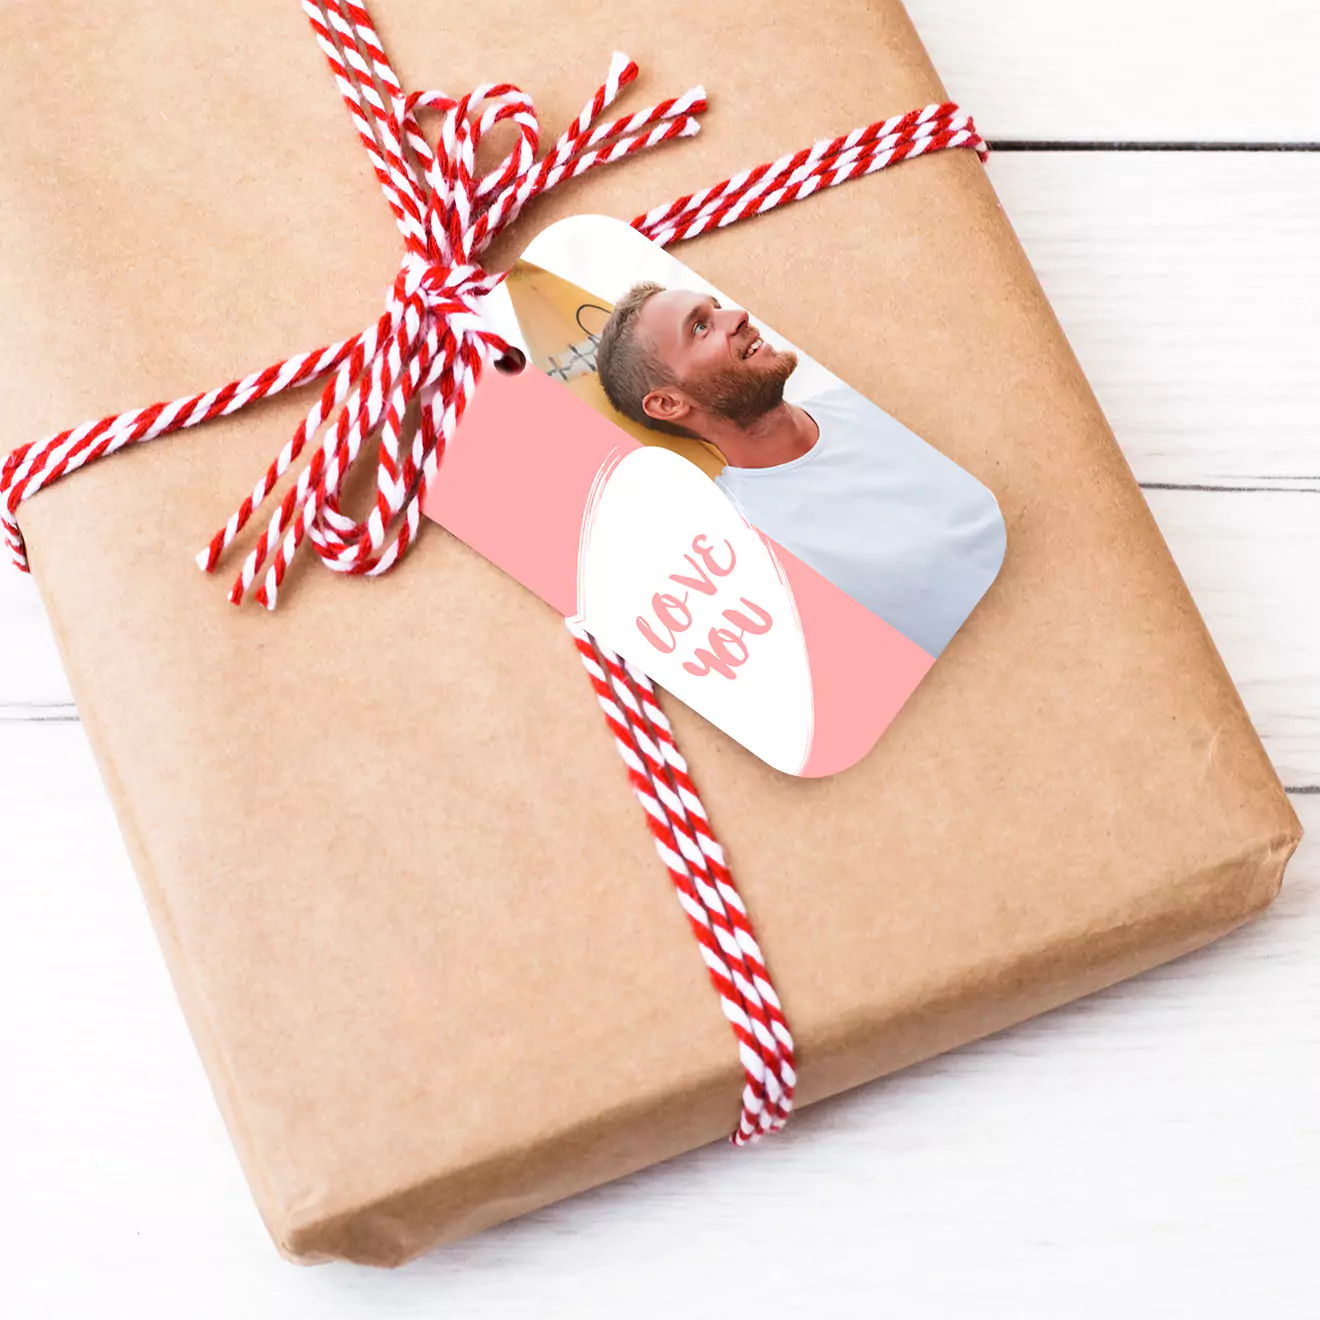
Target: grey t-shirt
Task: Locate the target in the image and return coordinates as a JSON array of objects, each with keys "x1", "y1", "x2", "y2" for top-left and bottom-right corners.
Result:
[{"x1": 713, "y1": 384, "x2": 1005, "y2": 656}]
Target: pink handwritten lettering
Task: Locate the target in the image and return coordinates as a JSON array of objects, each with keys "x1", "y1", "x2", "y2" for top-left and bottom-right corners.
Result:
[
  {"x1": 682, "y1": 601, "x2": 774, "y2": 679},
  {"x1": 635, "y1": 534, "x2": 773, "y2": 680}
]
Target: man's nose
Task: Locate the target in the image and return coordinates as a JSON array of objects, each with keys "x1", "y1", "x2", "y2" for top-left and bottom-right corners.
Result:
[{"x1": 720, "y1": 307, "x2": 749, "y2": 337}]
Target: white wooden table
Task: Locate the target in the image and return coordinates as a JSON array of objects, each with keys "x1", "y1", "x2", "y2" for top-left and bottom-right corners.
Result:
[{"x1": 3, "y1": 5, "x2": 1317, "y2": 1315}]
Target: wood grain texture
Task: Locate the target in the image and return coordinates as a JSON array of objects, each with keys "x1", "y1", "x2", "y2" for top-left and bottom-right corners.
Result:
[
  {"x1": 908, "y1": 0, "x2": 1320, "y2": 142},
  {"x1": 993, "y1": 153, "x2": 1320, "y2": 488}
]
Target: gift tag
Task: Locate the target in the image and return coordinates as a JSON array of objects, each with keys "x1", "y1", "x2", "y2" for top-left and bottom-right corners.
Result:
[{"x1": 423, "y1": 215, "x2": 1005, "y2": 776}]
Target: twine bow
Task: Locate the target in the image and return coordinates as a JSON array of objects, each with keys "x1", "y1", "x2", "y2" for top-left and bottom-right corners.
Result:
[{"x1": 199, "y1": 28, "x2": 707, "y2": 607}]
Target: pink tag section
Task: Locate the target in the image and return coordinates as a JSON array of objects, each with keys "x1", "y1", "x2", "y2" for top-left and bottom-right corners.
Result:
[
  {"x1": 772, "y1": 539, "x2": 936, "y2": 778},
  {"x1": 422, "y1": 215, "x2": 1004, "y2": 777},
  {"x1": 429, "y1": 362, "x2": 603, "y2": 620}
]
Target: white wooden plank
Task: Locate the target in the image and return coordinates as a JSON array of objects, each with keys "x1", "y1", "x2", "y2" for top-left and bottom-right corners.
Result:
[
  {"x1": 994, "y1": 153, "x2": 1320, "y2": 488},
  {"x1": 908, "y1": 0, "x2": 1320, "y2": 142},
  {"x1": 1144, "y1": 488, "x2": 1319, "y2": 786},
  {"x1": 1, "y1": 720, "x2": 1315, "y2": 1316},
  {"x1": 0, "y1": 568, "x2": 69, "y2": 715},
  {"x1": 1, "y1": 160, "x2": 1313, "y2": 514},
  {"x1": 2, "y1": 156, "x2": 1317, "y2": 776},
  {"x1": 4, "y1": 495, "x2": 1314, "y2": 781},
  {"x1": 1, "y1": 158, "x2": 1312, "y2": 492}
]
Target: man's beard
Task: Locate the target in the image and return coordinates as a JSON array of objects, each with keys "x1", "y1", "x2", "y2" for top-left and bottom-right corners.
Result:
[{"x1": 696, "y1": 347, "x2": 799, "y2": 427}]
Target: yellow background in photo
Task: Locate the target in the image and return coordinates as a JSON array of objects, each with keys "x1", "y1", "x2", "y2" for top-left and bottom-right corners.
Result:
[{"x1": 504, "y1": 259, "x2": 727, "y2": 479}]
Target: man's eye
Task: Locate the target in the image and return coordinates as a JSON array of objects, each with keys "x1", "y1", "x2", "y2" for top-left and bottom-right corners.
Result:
[{"x1": 692, "y1": 320, "x2": 707, "y2": 335}]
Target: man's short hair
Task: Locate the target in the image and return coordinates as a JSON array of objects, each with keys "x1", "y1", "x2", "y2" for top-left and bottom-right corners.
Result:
[{"x1": 595, "y1": 281, "x2": 695, "y2": 438}]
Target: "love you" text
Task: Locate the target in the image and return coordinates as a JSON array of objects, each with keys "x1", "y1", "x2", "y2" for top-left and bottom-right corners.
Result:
[{"x1": 635, "y1": 534, "x2": 774, "y2": 680}]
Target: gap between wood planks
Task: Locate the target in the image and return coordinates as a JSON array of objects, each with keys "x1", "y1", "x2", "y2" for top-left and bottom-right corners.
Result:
[
  {"x1": 2, "y1": 700, "x2": 1315, "y2": 796},
  {"x1": 991, "y1": 141, "x2": 1320, "y2": 153},
  {"x1": 0, "y1": 703, "x2": 79, "y2": 723},
  {"x1": 1141, "y1": 483, "x2": 1320, "y2": 494}
]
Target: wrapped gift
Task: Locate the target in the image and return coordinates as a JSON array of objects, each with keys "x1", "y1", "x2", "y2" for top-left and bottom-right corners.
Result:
[{"x1": 1, "y1": 0, "x2": 1301, "y2": 1266}]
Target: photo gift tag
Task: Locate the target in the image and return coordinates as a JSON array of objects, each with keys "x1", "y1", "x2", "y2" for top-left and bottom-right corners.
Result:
[{"x1": 423, "y1": 216, "x2": 1006, "y2": 776}]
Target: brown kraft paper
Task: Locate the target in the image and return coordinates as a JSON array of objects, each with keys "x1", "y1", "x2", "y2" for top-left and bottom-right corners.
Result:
[{"x1": 0, "y1": 0, "x2": 1302, "y2": 1266}]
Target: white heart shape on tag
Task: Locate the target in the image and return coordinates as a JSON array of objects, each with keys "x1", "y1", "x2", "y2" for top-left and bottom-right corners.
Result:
[{"x1": 575, "y1": 446, "x2": 814, "y2": 774}]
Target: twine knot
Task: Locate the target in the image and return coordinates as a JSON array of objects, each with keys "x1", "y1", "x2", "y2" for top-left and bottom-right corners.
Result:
[{"x1": 410, "y1": 261, "x2": 489, "y2": 318}]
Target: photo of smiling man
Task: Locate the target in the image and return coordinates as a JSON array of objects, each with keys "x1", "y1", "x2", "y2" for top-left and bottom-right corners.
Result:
[{"x1": 594, "y1": 281, "x2": 1006, "y2": 658}]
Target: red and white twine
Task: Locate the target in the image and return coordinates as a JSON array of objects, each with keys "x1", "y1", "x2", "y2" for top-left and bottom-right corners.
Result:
[
  {"x1": 569, "y1": 622, "x2": 797, "y2": 1139},
  {"x1": 0, "y1": 0, "x2": 986, "y2": 1143}
]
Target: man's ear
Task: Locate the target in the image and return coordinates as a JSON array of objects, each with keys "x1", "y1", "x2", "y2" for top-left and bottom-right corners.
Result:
[{"x1": 642, "y1": 386, "x2": 691, "y2": 427}]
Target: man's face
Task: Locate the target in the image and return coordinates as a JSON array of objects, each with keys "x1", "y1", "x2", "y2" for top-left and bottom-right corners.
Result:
[{"x1": 636, "y1": 289, "x2": 798, "y2": 430}]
